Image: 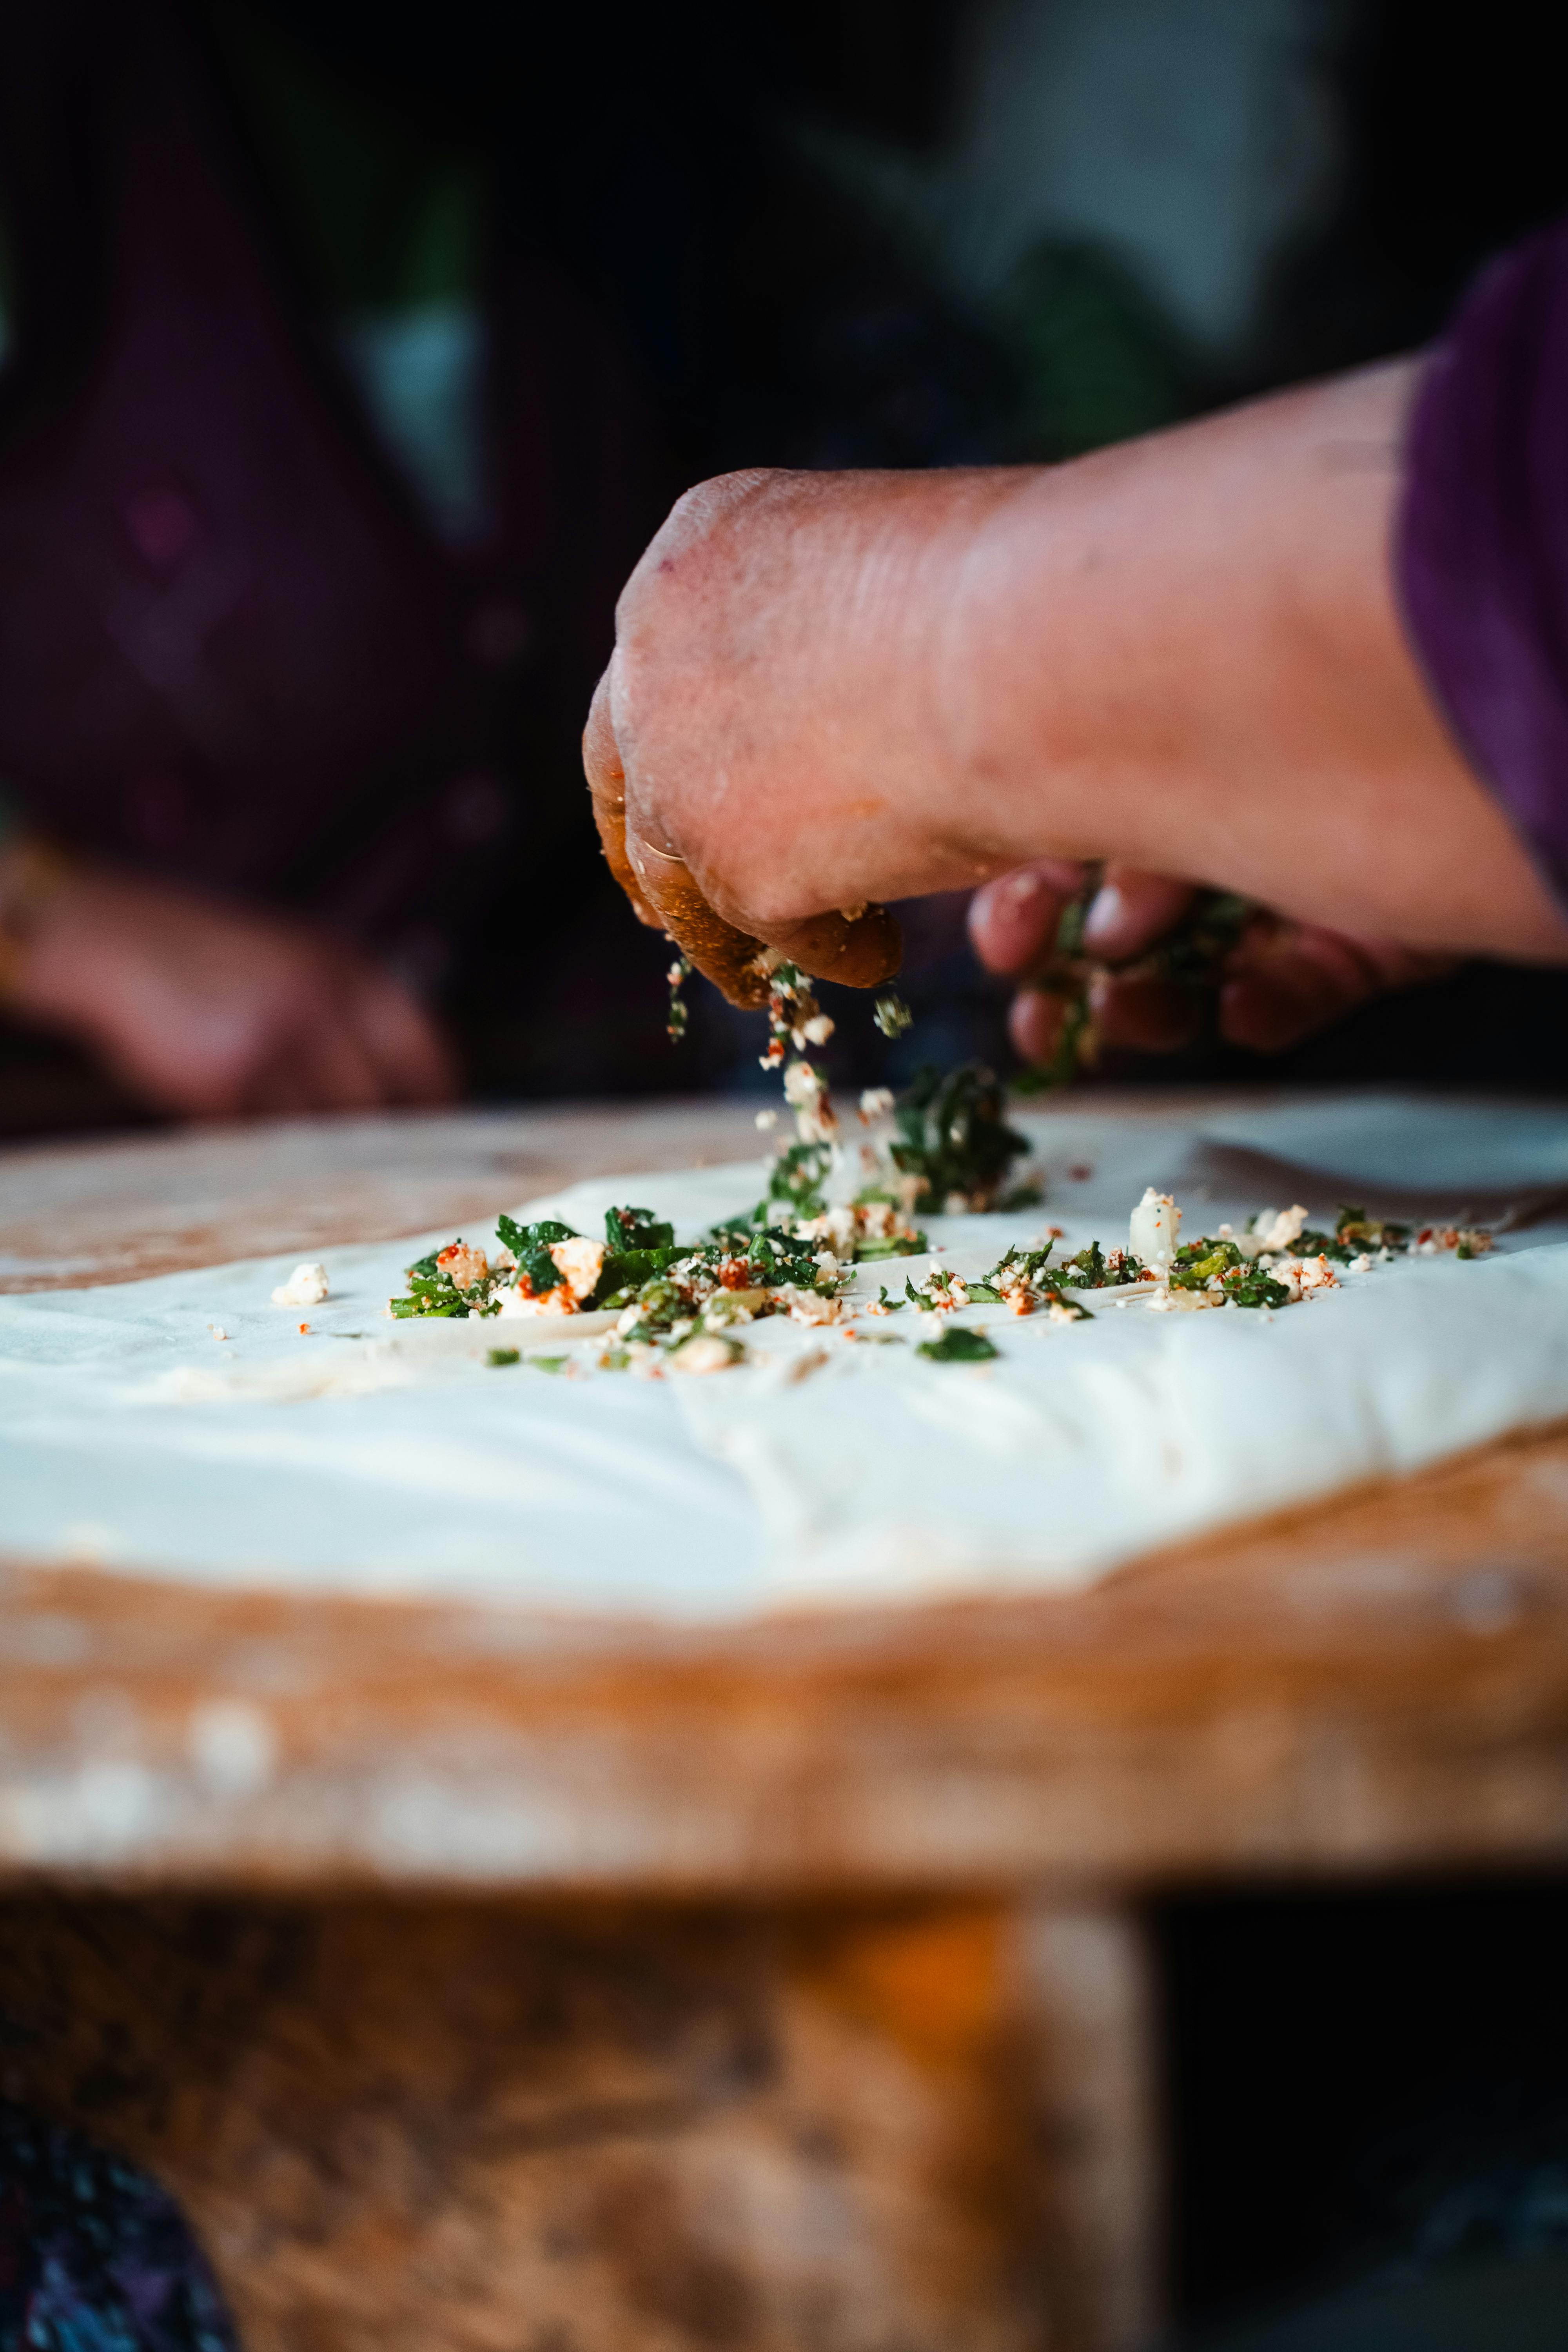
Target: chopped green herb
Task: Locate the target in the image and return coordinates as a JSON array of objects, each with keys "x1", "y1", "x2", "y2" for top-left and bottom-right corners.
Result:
[
  {"x1": 530, "y1": 1354, "x2": 568, "y2": 1374},
  {"x1": 1013, "y1": 880, "x2": 1253, "y2": 1094},
  {"x1": 486, "y1": 1347, "x2": 520, "y2": 1367},
  {"x1": 593, "y1": 1243, "x2": 685, "y2": 1307},
  {"x1": 1063, "y1": 1239, "x2": 1149, "y2": 1287},
  {"x1": 390, "y1": 1268, "x2": 479, "y2": 1319},
  {"x1": 891, "y1": 1063, "x2": 1033, "y2": 1212},
  {"x1": 873, "y1": 1285, "x2": 906, "y2": 1312},
  {"x1": 1170, "y1": 1240, "x2": 1244, "y2": 1289},
  {"x1": 767, "y1": 1143, "x2": 831, "y2": 1216},
  {"x1": 916, "y1": 1327, "x2": 999, "y2": 1363},
  {"x1": 604, "y1": 1206, "x2": 675, "y2": 1252},
  {"x1": 873, "y1": 988, "x2": 914, "y2": 1038},
  {"x1": 497, "y1": 1213, "x2": 577, "y2": 1256},
  {"x1": 1335, "y1": 1205, "x2": 1410, "y2": 1254},
  {"x1": 1220, "y1": 1268, "x2": 1292, "y2": 1309}
]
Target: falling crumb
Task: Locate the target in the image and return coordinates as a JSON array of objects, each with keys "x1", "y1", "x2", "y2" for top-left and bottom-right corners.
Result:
[
  {"x1": 208, "y1": 1323, "x2": 229, "y2": 1342},
  {"x1": 1068, "y1": 1164, "x2": 1095, "y2": 1181},
  {"x1": 755, "y1": 1108, "x2": 778, "y2": 1130}
]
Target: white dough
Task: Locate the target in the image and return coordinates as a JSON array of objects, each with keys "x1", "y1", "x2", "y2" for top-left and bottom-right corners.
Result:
[{"x1": 2, "y1": 1096, "x2": 1566, "y2": 1617}]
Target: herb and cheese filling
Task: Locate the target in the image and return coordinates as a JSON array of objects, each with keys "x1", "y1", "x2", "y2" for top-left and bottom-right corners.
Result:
[{"x1": 387, "y1": 1201, "x2": 850, "y2": 1373}]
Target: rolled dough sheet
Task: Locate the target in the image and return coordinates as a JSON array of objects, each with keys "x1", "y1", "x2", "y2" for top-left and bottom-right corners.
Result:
[
  {"x1": 1200, "y1": 1094, "x2": 1568, "y2": 1195},
  {"x1": 1, "y1": 1097, "x2": 1565, "y2": 1619}
]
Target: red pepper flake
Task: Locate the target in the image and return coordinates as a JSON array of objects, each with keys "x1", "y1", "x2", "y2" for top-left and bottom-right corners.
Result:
[{"x1": 298, "y1": 1321, "x2": 311, "y2": 1334}]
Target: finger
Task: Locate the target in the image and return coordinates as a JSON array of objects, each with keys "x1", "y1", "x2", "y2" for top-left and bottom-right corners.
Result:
[
  {"x1": 969, "y1": 860, "x2": 1087, "y2": 975},
  {"x1": 297, "y1": 1013, "x2": 387, "y2": 1112},
  {"x1": 350, "y1": 969, "x2": 457, "y2": 1105},
  {"x1": 236, "y1": 1055, "x2": 318, "y2": 1120},
  {"x1": 627, "y1": 825, "x2": 903, "y2": 1004},
  {"x1": 244, "y1": 1015, "x2": 382, "y2": 1116},
  {"x1": 1009, "y1": 984, "x2": 1070, "y2": 1067},
  {"x1": 755, "y1": 904, "x2": 903, "y2": 991},
  {"x1": 583, "y1": 668, "x2": 661, "y2": 929},
  {"x1": 1082, "y1": 867, "x2": 1198, "y2": 964},
  {"x1": 626, "y1": 827, "x2": 775, "y2": 1006},
  {"x1": 1089, "y1": 969, "x2": 1203, "y2": 1052},
  {"x1": 1218, "y1": 922, "x2": 1456, "y2": 1052}
]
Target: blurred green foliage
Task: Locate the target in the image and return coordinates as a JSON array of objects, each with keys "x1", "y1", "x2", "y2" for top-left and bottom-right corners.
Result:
[{"x1": 1002, "y1": 236, "x2": 1190, "y2": 461}]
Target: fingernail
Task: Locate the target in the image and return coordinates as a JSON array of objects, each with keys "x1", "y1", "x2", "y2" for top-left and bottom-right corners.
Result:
[{"x1": 1082, "y1": 884, "x2": 1126, "y2": 951}]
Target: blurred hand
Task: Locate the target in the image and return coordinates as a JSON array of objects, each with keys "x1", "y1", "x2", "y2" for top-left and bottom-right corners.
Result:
[
  {"x1": 969, "y1": 858, "x2": 1457, "y2": 1066},
  {"x1": 12, "y1": 866, "x2": 455, "y2": 1117}
]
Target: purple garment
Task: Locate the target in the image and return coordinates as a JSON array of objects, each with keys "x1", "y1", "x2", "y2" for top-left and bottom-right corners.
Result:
[
  {"x1": 0, "y1": 2, "x2": 661, "y2": 991},
  {"x1": 1399, "y1": 216, "x2": 1568, "y2": 913},
  {"x1": 0, "y1": 2100, "x2": 236, "y2": 2350}
]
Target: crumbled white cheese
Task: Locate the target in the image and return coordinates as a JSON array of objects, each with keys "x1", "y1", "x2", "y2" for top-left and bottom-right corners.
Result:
[
  {"x1": 437, "y1": 1242, "x2": 490, "y2": 1292},
  {"x1": 1277, "y1": 1253, "x2": 1340, "y2": 1299},
  {"x1": 782, "y1": 1056, "x2": 837, "y2": 1143},
  {"x1": 549, "y1": 1235, "x2": 606, "y2": 1304},
  {"x1": 755, "y1": 1108, "x2": 778, "y2": 1130},
  {"x1": 1129, "y1": 1189, "x2": 1180, "y2": 1270},
  {"x1": 1250, "y1": 1204, "x2": 1310, "y2": 1254},
  {"x1": 801, "y1": 1014, "x2": 835, "y2": 1045},
  {"x1": 778, "y1": 1284, "x2": 842, "y2": 1326},
  {"x1": 859, "y1": 1087, "x2": 894, "y2": 1122},
  {"x1": 495, "y1": 1281, "x2": 572, "y2": 1318},
  {"x1": 271, "y1": 1262, "x2": 329, "y2": 1308}
]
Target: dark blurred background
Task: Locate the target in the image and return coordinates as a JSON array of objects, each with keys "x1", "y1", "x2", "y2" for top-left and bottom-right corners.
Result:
[{"x1": 4, "y1": 0, "x2": 1568, "y2": 1136}]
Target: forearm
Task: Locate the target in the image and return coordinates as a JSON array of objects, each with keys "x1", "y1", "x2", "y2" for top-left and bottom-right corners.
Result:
[{"x1": 946, "y1": 359, "x2": 1568, "y2": 958}]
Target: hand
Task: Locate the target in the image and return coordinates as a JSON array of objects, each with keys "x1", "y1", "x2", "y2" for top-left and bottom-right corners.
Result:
[
  {"x1": 586, "y1": 366, "x2": 1567, "y2": 1009},
  {"x1": 11, "y1": 866, "x2": 455, "y2": 1117},
  {"x1": 969, "y1": 859, "x2": 1457, "y2": 1065}
]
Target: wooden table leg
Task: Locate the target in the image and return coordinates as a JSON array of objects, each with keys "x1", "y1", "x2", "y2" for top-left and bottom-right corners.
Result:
[
  {"x1": 1019, "y1": 1900, "x2": 1163, "y2": 2352},
  {"x1": 1, "y1": 1887, "x2": 1163, "y2": 2352}
]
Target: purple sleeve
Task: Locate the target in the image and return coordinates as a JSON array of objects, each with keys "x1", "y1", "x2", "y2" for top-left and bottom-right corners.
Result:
[{"x1": 1398, "y1": 217, "x2": 1568, "y2": 909}]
